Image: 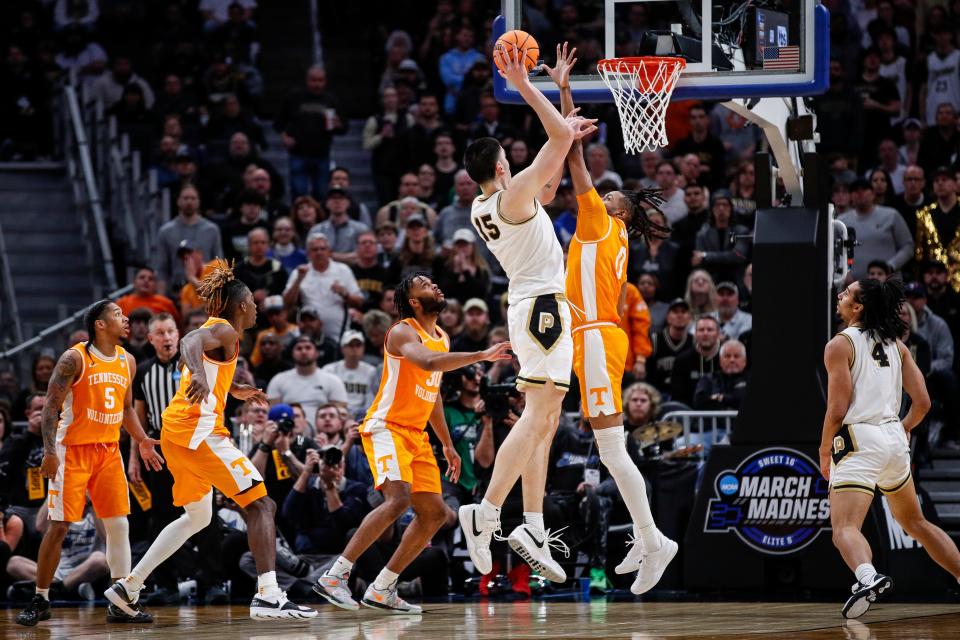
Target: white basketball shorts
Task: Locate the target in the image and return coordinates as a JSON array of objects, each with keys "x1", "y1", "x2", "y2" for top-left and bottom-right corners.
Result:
[
  {"x1": 507, "y1": 293, "x2": 573, "y2": 392},
  {"x1": 830, "y1": 422, "x2": 911, "y2": 496}
]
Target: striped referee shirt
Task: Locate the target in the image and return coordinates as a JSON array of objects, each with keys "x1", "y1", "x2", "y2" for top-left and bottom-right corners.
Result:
[{"x1": 133, "y1": 353, "x2": 181, "y2": 436}]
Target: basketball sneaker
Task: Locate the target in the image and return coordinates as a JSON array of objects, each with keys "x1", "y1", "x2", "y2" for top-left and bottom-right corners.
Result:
[
  {"x1": 313, "y1": 570, "x2": 359, "y2": 610},
  {"x1": 249, "y1": 591, "x2": 318, "y2": 620},
  {"x1": 15, "y1": 594, "x2": 51, "y2": 626},
  {"x1": 459, "y1": 504, "x2": 500, "y2": 575},
  {"x1": 630, "y1": 534, "x2": 678, "y2": 595},
  {"x1": 615, "y1": 534, "x2": 645, "y2": 575},
  {"x1": 107, "y1": 602, "x2": 154, "y2": 623},
  {"x1": 506, "y1": 523, "x2": 569, "y2": 583},
  {"x1": 104, "y1": 581, "x2": 141, "y2": 617},
  {"x1": 842, "y1": 573, "x2": 893, "y2": 619},
  {"x1": 361, "y1": 582, "x2": 422, "y2": 614}
]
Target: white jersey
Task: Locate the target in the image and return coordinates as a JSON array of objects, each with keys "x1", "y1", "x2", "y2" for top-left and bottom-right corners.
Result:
[
  {"x1": 925, "y1": 50, "x2": 960, "y2": 125},
  {"x1": 470, "y1": 190, "x2": 565, "y2": 305},
  {"x1": 840, "y1": 327, "x2": 902, "y2": 426}
]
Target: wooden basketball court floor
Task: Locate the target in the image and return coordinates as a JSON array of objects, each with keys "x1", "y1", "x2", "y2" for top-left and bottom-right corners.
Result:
[{"x1": 3, "y1": 601, "x2": 960, "y2": 639}]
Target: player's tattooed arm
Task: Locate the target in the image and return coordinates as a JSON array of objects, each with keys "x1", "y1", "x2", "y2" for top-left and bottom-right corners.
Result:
[
  {"x1": 41, "y1": 350, "x2": 80, "y2": 454},
  {"x1": 39, "y1": 349, "x2": 80, "y2": 479}
]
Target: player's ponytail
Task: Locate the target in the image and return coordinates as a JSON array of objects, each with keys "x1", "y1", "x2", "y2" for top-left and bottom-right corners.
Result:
[
  {"x1": 82, "y1": 299, "x2": 113, "y2": 358},
  {"x1": 621, "y1": 189, "x2": 672, "y2": 241},
  {"x1": 856, "y1": 278, "x2": 906, "y2": 344},
  {"x1": 196, "y1": 259, "x2": 248, "y2": 318}
]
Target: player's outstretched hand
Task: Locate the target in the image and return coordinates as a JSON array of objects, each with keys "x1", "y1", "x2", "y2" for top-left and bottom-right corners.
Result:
[
  {"x1": 231, "y1": 383, "x2": 268, "y2": 404},
  {"x1": 480, "y1": 341, "x2": 513, "y2": 362},
  {"x1": 541, "y1": 41, "x2": 577, "y2": 88},
  {"x1": 494, "y1": 46, "x2": 530, "y2": 86},
  {"x1": 565, "y1": 112, "x2": 598, "y2": 140},
  {"x1": 139, "y1": 437, "x2": 166, "y2": 472}
]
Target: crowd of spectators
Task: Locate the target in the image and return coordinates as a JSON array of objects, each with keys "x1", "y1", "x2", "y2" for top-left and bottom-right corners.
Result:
[{"x1": 1, "y1": 0, "x2": 960, "y2": 603}]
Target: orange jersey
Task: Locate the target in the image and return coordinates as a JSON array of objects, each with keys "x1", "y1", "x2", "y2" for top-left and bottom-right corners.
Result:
[
  {"x1": 620, "y1": 282, "x2": 653, "y2": 369},
  {"x1": 57, "y1": 343, "x2": 132, "y2": 446},
  {"x1": 566, "y1": 188, "x2": 629, "y2": 330},
  {"x1": 363, "y1": 319, "x2": 449, "y2": 430},
  {"x1": 162, "y1": 317, "x2": 239, "y2": 450}
]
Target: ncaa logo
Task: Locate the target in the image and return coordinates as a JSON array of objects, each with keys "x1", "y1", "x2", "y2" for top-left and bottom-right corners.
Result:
[{"x1": 705, "y1": 448, "x2": 831, "y2": 555}]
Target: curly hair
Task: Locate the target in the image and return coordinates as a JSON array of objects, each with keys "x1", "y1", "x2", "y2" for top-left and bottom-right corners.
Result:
[
  {"x1": 855, "y1": 278, "x2": 906, "y2": 344},
  {"x1": 195, "y1": 259, "x2": 249, "y2": 318},
  {"x1": 621, "y1": 189, "x2": 672, "y2": 241}
]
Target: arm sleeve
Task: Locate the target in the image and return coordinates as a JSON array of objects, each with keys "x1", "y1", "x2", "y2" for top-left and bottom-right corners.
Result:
[{"x1": 574, "y1": 188, "x2": 611, "y2": 242}]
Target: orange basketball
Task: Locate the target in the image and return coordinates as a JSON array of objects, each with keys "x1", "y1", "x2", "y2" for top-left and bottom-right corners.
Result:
[{"x1": 494, "y1": 30, "x2": 540, "y2": 72}]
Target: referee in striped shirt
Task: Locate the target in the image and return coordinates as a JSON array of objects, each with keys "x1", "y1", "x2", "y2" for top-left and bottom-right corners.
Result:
[{"x1": 129, "y1": 311, "x2": 182, "y2": 600}]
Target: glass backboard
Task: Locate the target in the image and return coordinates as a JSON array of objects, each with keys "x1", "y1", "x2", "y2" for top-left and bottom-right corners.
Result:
[{"x1": 494, "y1": 0, "x2": 829, "y2": 104}]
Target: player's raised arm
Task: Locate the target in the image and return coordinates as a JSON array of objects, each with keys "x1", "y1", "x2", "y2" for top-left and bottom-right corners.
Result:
[
  {"x1": 540, "y1": 42, "x2": 579, "y2": 204},
  {"x1": 387, "y1": 322, "x2": 511, "y2": 372},
  {"x1": 496, "y1": 46, "x2": 596, "y2": 221}
]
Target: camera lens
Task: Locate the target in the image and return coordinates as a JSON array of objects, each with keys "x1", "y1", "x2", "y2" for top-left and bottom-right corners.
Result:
[{"x1": 322, "y1": 446, "x2": 343, "y2": 466}]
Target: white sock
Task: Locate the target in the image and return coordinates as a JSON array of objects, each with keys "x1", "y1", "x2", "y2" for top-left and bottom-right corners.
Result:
[
  {"x1": 479, "y1": 498, "x2": 501, "y2": 522},
  {"x1": 595, "y1": 426, "x2": 659, "y2": 547},
  {"x1": 329, "y1": 556, "x2": 353, "y2": 577},
  {"x1": 36, "y1": 587, "x2": 49, "y2": 601},
  {"x1": 127, "y1": 494, "x2": 212, "y2": 590},
  {"x1": 257, "y1": 571, "x2": 281, "y2": 599},
  {"x1": 855, "y1": 563, "x2": 877, "y2": 585},
  {"x1": 102, "y1": 516, "x2": 132, "y2": 578},
  {"x1": 373, "y1": 568, "x2": 399, "y2": 590},
  {"x1": 523, "y1": 512, "x2": 545, "y2": 531}
]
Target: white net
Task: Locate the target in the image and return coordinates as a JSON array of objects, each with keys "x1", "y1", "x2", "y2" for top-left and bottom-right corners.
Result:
[{"x1": 598, "y1": 57, "x2": 686, "y2": 154}]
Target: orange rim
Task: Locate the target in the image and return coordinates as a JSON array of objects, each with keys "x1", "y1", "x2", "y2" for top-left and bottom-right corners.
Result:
[{"x1": 597, "y1": 56, "x2": 686, "y2": 93}]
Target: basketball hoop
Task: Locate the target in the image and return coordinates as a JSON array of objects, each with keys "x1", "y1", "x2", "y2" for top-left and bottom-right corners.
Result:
[{"x1": 597, "y1": 57, "x2": 686, "y2": 153}]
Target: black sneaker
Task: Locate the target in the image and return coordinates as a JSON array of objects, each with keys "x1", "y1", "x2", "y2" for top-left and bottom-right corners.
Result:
[
  {"x1": 104, "y1": 581, "x2": 140, "y2": 616},
  {"x1": 249, "y1": 592, "x2": 317, "y2": 620},
  {"x1": 106, "y1": 602, "x2": 154, "y2": 623},
  {"x1": 15, "y1": 594, "x2": 51, "y2": 626},
  {"x1": 842, "y1": 573, "x2": 893, "y2": 619}
]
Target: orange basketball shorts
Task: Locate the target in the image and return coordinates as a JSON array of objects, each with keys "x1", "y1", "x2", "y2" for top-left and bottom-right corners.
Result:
[
  {"x1": 47, "y1": 441, "x2": 129, "y2": 522},
  {"x1": 361, "y1": 418, "x2": 441, "y2": 494},
  {"x1": 573, "y1": 324, "x2": 629, "y2": 419},
  {"x1": 161, "y1": 431, "x2": 266, "y2": 508}
]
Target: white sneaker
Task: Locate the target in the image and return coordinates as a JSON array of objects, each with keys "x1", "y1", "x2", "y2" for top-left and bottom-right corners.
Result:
[
  {"x1": 459, "y1": 504, "x2": 499, "y2": 575},
  {"x1": 630, "y1": 535, "x2": 678, "y2": 595},
  {"x1": 249, "y1": 591, "x2": 318, "y2": 620},
  {"x1": 313, "y1": 570, "x2": 359, "y2": 611},
  {"x1": 361, "y1": 582, "x2": 422, "y2": 614},
  {"x1": 615, "y1": 534, "x2": 645, "y2": 575},
  {"x1": 842, "y1": 574, "x2": 893, "y2": 619},
  {"x1": 506, "y1": 523, "x2": 569, "y2": 583}
]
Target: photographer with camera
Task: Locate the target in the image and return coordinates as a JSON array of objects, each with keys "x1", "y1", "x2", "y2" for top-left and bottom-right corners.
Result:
[
  {"x1": 250, "y1": 404, "x2": 320, "y2": 511},
  {"x1": 281, "y1": 446, "x2": 369, "y2": 556}
]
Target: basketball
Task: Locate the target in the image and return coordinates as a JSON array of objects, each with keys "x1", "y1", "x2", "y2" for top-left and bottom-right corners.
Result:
[{"x1": 494, "y1": 30, "x2": 539, "y2": 72}]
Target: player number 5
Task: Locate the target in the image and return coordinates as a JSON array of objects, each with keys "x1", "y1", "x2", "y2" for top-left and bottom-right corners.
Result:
[{"x1": 104, "y1": 387, "x2": 116, "y2": 409}]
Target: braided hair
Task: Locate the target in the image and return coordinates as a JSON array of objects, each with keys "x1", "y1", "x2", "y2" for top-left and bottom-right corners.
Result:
[
  {"x1": 855, "y1": 278, "x2": 906, "y2": 344},
  {"x1": 195, "y1": 259, "x2": 249, "y2": 318},
  {"x1": 82, "y1": 298, "x2": 114, "y2": 358},
  {"x1": 396, "y1": 272, "x2": 427, "y2": 319},
  {"x1": 620, "y1": 189, "x2": 672, "y2": 241}
]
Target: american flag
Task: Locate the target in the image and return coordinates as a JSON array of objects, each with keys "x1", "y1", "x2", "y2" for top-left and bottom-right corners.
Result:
[{"x1": 761, "y1": 45, "x2": 800, "y2": 71}]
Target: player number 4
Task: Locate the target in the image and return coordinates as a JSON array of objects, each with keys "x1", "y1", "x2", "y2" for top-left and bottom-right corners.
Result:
[
  {"x1": 472, "y1": 214, "x2": 501, "y2": 241},
  {"x1": 871, "y1": 342, "x2": 890, "y2": 368}
]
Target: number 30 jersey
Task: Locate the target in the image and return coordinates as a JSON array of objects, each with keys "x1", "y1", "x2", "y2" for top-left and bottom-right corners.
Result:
[
  {"x1": 565, "y1": 188, "x2": 628, "y2": 330},
  {"x1": 364, "y1": 318, "x2": 450, "y2": 431},
  {"x1": 471, "y1": 190, "x2": 565, "y2": 306},
  {"x1": 840, "y1": 326, "x2": 903, "y2": 426}
]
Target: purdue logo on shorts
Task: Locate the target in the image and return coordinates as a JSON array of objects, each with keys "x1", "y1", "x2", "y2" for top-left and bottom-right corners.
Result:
[{"x1": 527, "y1": 294, "x2": 563, "y2": 352}]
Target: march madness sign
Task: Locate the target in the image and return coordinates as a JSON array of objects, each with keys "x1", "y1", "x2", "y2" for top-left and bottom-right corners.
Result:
[{"x1": 704, "y1": 448, "x2": 831, "y2": 554}]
